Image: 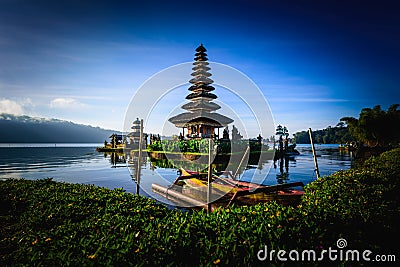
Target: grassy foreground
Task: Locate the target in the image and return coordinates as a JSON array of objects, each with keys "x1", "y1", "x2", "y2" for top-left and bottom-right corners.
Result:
[{"x1": 1, "y1": 149, "x2": 399, "y2": 266}]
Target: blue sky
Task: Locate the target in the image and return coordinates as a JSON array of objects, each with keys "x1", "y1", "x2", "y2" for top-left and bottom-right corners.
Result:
[{"x1": 1, "y1": 0, "x2": 399, "y2": 137}]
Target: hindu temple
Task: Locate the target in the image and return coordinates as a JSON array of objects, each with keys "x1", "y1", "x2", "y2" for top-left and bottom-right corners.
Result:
[{"x1": 168, "y1": 44, "x2": 233, "y2": 139}]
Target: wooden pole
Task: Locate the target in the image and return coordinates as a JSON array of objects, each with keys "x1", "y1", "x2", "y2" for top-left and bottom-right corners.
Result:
[
  {"x1": 308, "y1": 128, "x2": 320, "y2": 179},
  {"x1": 136, "y1": 119, "x2": 144, "y2": 195},
  {"x1": 233, "y1": 146, "x2": 250, "y2": 180},
  {"x1": 207, "y1": 138, "x2": 213, "y2": 212}
]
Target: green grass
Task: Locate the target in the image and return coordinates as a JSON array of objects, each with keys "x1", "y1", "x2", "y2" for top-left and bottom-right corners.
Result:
[{"x1": 1, "y1": 149, "x2": 399, "y2": 266}]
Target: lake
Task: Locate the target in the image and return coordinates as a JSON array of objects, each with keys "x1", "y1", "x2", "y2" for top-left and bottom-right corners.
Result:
[{"x1": 0, "y1": 143, "x2": 353, "y2": 206}]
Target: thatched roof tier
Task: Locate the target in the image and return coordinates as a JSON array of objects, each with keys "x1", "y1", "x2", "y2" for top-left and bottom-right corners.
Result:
[
  {"x1": 181, "y1": 101, "x2": 221, "y2": 111},
  {"x1": 131, "y1": 118, "x2": 141, "y2": 131},
  {"x1": 186, "y1": 91, "x2": 217, "y2": 100},
  {"x1": 194, "y1": 56, "x2": 208, "y2": 61},
  {"x1": 168, "y1": 111, "x2": 233, "y2": 128},
  {"x1": 192, "y1": 61, "x2": 209, "y2": 66},
  {"x1": 192, "y1": 66, "x2": 211, "y2": 73},
  {"x1": 188, "y1": 84, "x2": 215, "y2": 92},
  {"x1": 127, "y1": 132, "x2": 140, "y2": 137},
  {"x1": 189, "y1": 76, "x2": 214, "y2": 85},
  {"x1": 191, "y1": 70, "x2": 212, "y2": 77},
  {"x1": 195, "y1": 44, "x2": 207, "y2": 52},
  {"x1": 195, "y1": 51, "x2": 208, "y2": 57}
]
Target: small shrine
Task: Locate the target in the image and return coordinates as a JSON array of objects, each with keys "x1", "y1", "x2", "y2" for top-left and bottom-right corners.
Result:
[
  {"x1": 168, "y1": 44, "x2": 233, "y2": 139},
  {"x1": 126, "y1": 118, "x2": 147, "y2": 148},
  {"x1": 127, "y1": 118, "x2": 141, "y2": 144}
]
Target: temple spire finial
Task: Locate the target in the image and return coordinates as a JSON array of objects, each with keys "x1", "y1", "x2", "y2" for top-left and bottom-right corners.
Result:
[{"x1": 195, "y1": 43, "x2": 207, "y2": 52}]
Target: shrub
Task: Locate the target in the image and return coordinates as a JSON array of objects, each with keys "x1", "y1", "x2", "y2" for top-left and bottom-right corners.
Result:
[{"x1": 147, "y1": 139, "x2": 266, "y2": 154}]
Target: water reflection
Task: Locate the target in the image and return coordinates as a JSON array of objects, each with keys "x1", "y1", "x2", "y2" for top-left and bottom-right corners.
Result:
[
  {"x1": 102, "y1": 151, "x2": 148, "y2": 193},
  {"x1": 0, "y1": 144, "x2": 354, "y2": 207},
  {"x1": 338, "y1": 149, "x2": 356, "y2": 160},
  {"x1": 103, "y1": 152, "x2": 126, "y2": 167},
  {"x1": 273, "y1": 156, "x2": 295, "y2": 184},
  {"x1": 128, "y1": 151, "x2": 148, "y2": 195},
  {"x1": 0, "y1": 147, "x2": 97, "y2": 176},
  {"x1": 97, "y1": 144, "x2": 354, "y2": 199},
  {"x1": 101, "y1": 150, "x2": 276, "y2": 193},
  {"x1": 146, "y1": 151, "x2": 274, "y2": 178}
]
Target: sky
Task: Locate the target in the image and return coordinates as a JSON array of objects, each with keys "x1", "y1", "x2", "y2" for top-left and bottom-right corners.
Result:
[{"x1": 1, "y1": 0, "x2": 399, "y2": 137}]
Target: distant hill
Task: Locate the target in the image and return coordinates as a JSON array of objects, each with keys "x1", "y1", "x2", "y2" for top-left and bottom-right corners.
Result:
[{"x1": 0, "y1": 114, "x2": 119, "y2": 143}]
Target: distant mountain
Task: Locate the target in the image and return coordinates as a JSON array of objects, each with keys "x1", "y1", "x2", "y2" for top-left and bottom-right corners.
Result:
[{"x1": 0, "y1": 114, "x2": 119, "y2": 143}]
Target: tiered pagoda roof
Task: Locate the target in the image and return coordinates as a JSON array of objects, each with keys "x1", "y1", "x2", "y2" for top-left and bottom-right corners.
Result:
[
  {"x1": 127, "y1": 118, "x2": 141, "y2": 138},
  {"x1": 168, "y1": 44, "x2": 233, "y2": 128},
  {"x1": 181, "y1": 100, "x2": 221, "y2": 112}
]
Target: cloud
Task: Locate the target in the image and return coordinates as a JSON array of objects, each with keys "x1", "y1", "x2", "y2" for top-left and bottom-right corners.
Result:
[
  {"x1": 0, "y1": 98, "x2": 24, "y2": 115},
  {"x1": 50, "y1": 98, "x2": 86, "y2": 109}
]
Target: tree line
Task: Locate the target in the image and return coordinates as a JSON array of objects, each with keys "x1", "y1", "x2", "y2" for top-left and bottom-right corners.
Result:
[
  {"x1": 341, "y1": 104, "x2": 400, "y2": 147},
  {"x1": 293, "y1": 104, "x2": 400, "y2": 147},
  {"x1": 293, "y1": 124, "x2": 352, "y2": 144}
]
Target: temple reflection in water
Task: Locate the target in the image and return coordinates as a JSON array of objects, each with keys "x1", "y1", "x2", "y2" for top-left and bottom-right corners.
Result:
[
  {"x1": 101, "y1": 150, "x2": 279, "y2": 186},
  {"x1": 274, "y1": 155, "x2": 295, "y2": 184}
]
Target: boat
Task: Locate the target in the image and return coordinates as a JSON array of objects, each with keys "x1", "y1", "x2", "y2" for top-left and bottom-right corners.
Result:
[{"x1": 152, "y1": 168, "x2": 304, "y2": 210}]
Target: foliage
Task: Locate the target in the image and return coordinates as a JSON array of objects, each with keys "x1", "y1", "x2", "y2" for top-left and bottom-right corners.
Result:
[
  {"x1": 147, "y1": 139, "x2": 210, "y2": 154},
  {"x1": 275, "y1": 125, "x2": 289, "y2": 138},
  {"x1": 300, "y1": 148, "x2": 400, "y2": 251},
  {"x1": 341, "y1": 104, "x2": 400, "y2": 147},
  {"x1": 0, "y1": 179, "x2": 304, "y2": 266},
  {"x1": 147, "y1": 139, "x2": 266, "y2": 154},
  {"x1": 231, "y1": 125, "x2": 243, "y2": 141},
  {"x1": 1, "y1": 149, "x2": 399, "y2": 265},
  {"x1": 293, "y1": 125, "x2": 352, "y2": 144}
]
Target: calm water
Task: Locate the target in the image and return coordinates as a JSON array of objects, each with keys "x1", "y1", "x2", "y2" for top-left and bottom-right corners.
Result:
[{"x1": 0, "y1": 143, "x2": 353, "y2": 206}]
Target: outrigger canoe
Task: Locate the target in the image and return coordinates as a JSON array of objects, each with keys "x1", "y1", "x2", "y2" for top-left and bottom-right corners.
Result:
[{"x1": 152, "y1": 168, "x2": 304, "y2": 208}]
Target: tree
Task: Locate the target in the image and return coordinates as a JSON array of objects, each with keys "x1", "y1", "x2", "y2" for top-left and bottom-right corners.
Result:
[
  {"x1": 222, "y1": 126, "x2": 229, "y2": 140},
  {"x1": 231, "y1": 125, "x2": 243, "y2": 141},
  {"x1": 336, "y1": 121, "x2": 345, "y2": 128},
  {"x1": 341, "y1": 104, "x2": 400, "y2": 147},
  {"x1": 276, "y1": 125, "x2": 291, "y2": 151}
]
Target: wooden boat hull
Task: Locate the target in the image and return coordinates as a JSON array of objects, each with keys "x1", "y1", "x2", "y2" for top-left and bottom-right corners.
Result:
[{"x1": 172, "y1": 169, "x2": 305, "y2": 207}]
